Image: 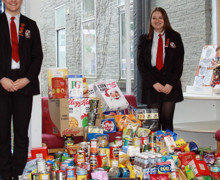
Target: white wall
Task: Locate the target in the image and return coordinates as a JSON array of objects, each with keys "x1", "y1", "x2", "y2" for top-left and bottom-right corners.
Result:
[{"x1": 25, "y1": 0, "x2": 42, "y2": 150}]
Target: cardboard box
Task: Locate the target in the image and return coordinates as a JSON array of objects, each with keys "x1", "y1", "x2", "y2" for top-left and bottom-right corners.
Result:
[
  {"x1": 31, "y1": 147, "x2": 48, "y2": 159},
  {"x1": 42, "y1": 98, "x2": 84, "y2": 137}
]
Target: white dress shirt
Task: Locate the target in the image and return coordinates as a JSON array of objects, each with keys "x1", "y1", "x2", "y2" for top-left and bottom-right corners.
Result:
[
  {"x1": 151, "y1": 31, "x2": 165, "y2": 67},
  {"x1": 5, "y1": 11, "x2": 20, "y2": 69}
]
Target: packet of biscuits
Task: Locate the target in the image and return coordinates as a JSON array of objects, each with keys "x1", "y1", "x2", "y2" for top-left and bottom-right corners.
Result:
[{"x1": 114, "y1": 114, "x2": 141, "y2": 132}]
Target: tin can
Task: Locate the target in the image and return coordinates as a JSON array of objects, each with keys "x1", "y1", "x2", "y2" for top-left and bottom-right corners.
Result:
[
  {"x1": 110, "y1": 144, "x2": 119, "y2": 159},
  {"x1": 81, "y1": 162, "x2": 90, "y2": 171},
  {"x1": 110, "y1": 158, "x2": 119, "y2": 168},
  {"x1": 54, "y1": 152, "x2": 63, "y2": 161},
  {"x1": 79, "y1": 142, "x2": 88, "y2": 152},
  {"x1": 114, "y1": 136, "x2": 123, "y2": 147},
  {"x1": 141, "y1": 136, "x2": 149, "y2": 147},
  {"x1": 210, "y1": 165, "x2": 220, "y2": 172},
  {"x1": 56, "y1": 170, "x2": 66, "y2": 180},
  {"x1": 119, "y1": 167, "x2": 130, "y2": 178},
  {"x1": 76, "y1": 150, "x2": 86, "y2": 166},
  {"x1": 89, "y1": 154, "x2": 99, "y2": 170},
  {"x1": 76, "y1": 168, "x2": 87, "y2": 180},
  {"x1": 31, "y1": 173, "x2": 39, "y2": 180},
  {"x1": 123, "y1": 137, "x2": 133, "y2": 146},
  {"x1": 52, "y1": 77, "x2": 67, "y2": 99},
  {"x1": 38, "y1": 172, "x2": 50, "y2": 180},
  {"x1": 37, "y1": 158, "x2": 47, "y2": 174},
  {"x1": 66, "y1": 166, "x2": 76, "y2": 180},
  {"x1": 97, "y1": 154, "x2": 107, "y2": 167},
  {"x1": 215, "y1": 157, "x2": 220, "y2": 166},
  {"x1": 132, "y1": 137, "x2": 141, "y2": 147},
  {"x1": 90, "y1": 139, "x2": 99, "y2": 154}
]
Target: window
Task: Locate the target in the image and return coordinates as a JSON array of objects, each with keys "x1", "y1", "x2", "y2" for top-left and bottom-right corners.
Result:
[
  {"x1": 82, "y1": 0, "x2": 96, "y2": 77},
  {"x1": 0, "y1": 1, "x2": 4, "y2": 13},
  {"x1": 119, "y1": 4, "x2": 134, "y2": 79},
  {"x1": 55, "y1": 5, "x2": 66, "y2": 67}
]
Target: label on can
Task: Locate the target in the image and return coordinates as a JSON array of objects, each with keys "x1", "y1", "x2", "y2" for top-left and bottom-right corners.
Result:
[
  {"x1": 98, "y1": 154, "x2": 107, "y2": 167},
  {"x1": 77, "y1": 150, "x2": 86, "y2": 166},
  {"x1": 90, "y1": 155, "x2": 98, "y2": 170},
  {"x1": 110, "y1": 144, "x2": 119, "y2": 159},
  {"x1": 110, "y1": 159, "x2": 119, "y2": 168},
  {"x1": 66, "y1": 166, "x2": 76, "y2": 180}
]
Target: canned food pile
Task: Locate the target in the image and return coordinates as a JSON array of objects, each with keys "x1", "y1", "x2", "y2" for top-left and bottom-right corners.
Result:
[
  {"x1": 22, "y1": 128, "x2": 220, "y2": 180},
  {"x1": 32, "y1": 73, "x2": 220, "y2": 180}
]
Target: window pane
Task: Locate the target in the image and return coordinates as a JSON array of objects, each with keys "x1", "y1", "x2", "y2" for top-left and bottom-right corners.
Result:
[
  {"x1": 55, "y1": 6, "x2": 65, "y2": 28},
  {"x1": 120, "y1": 11, "x2": 134, "y2": 79},
  {"x1": 57, "y1": 29, "x2": 66, "y2": 67},
  {"x1": 0, "y1": 1, "x2": 4, "y2": 13},
  {"x1": 82, "y1": 0, "x2": 95, "y2": 20},
  {"x1": 83, "y1": 21, "x2": 96, "y2": 76}
]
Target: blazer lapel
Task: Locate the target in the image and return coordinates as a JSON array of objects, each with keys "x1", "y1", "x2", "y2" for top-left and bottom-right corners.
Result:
[
  {"x1": 164, "y1": 31, "x2": 171, "y2": 68},
  {"x1": 19, "y1": 15, "x2": 25, "y2": 47}
]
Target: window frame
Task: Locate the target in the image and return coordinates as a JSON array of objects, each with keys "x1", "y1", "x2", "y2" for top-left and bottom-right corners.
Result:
[
  {"x1": 118, "y1": 2, "x2": 134, "y2": 80},
  {"x1": 55, "y1": 4, "x2": 66, "y2": 68},
  {"x1": 81, "y1": 0, "x2": 97, "y2": 78}
]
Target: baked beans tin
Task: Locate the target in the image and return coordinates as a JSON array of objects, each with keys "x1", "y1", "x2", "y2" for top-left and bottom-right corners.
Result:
[
  {"x1": 90, "y1": 139, "x2": 99, "y2": 154},
  {"x1": 76, "y1": 150, "x2": 86, "y2": 166},
  {"x1": 89, "y1": 154, "x2": 99, "y2": 170},
  {"x1": 114, "y1": 136, "x2": 123, "y2": 147},
  {"x1": 66, "y1": 166, "x2": 76, "y2": 180},
  {"x1": 110, "y1": 144, "x2": 119, "y2": 159},
  {"x1": 98, "y1": 154, "x2": 107, "y2": 167}
]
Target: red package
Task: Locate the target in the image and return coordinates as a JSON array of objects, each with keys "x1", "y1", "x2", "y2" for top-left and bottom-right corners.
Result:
[
  {"x1": 150, "y1": 174, "x2": 169, "y2": 180},
  {"x1": 188, "y1": 159, "x2": 210, "y2": 177},
  {"x1": 178, "y1": 151, "x2": 195, "y2": 168},
  {"x1": 31, "y1": 147, "x2": 48, "y2": 159}
]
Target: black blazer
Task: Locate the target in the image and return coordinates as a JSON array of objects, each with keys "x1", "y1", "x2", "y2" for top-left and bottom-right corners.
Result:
[
  {"x1": 0, "y1": 12, "x2": 43, "y2": 96},
  {"x1": 137, "y1": 30, "x2": 184, "y2": 104}
]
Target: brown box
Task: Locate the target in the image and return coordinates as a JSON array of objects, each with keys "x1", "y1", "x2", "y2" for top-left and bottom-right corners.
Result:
[{"x1": 47, "y1": 98, "x2": 84, "y2": 137}]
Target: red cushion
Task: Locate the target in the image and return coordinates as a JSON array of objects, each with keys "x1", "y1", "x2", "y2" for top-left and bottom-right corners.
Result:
[
  {"x1": 42, "y1": 133, "x2": 84, "y2": 149},
  {"x1": 215, "y1": 129, "x2": 220, "y2": 141},
  {"x1": 124, "y1": 94, "x2": 137, "y2": 108}
]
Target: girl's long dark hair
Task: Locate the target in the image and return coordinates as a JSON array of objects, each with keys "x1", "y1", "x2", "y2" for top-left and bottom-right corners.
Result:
[{"x1": 147, "y1": 7, "x2": 176, "y2": 39}]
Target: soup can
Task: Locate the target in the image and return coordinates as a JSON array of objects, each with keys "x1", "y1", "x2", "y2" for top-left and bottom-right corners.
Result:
[
  {"x1": 110, "y1": 144, "x2": 119, "y2": 159},
  {"x1": 98, "y1": 154, "x2": 107, "y2": 167},
  {"x1": 89, "y1": 154, "x2": 98, "y2": 170},
  {"x1": 56, "y1": 170, "x2": 66, "y2": 180},
  {"x1": 76, "y1": 150, "x2": 86, "y2": 166}
]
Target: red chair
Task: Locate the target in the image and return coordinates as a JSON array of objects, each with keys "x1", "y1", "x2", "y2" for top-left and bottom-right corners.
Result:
[
  {"x1": 215, "y1": 129, "x2": 220, "y2": 153},
  {"x1": 42, "y1": 94, "x2": 137, "y2": 152}
]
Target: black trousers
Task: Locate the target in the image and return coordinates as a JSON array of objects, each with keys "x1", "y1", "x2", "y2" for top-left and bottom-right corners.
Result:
[
  {"x1": 0, "y1": 71, "x2": 33, "y2": 177},
  {"x1": 148, "y1": 101, "x2": 176, "y2": 131}
]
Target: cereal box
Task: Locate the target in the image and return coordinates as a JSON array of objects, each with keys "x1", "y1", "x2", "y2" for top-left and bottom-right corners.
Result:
[
  {"x1": 48, "y1": 68, "x2": 68, "y2": 99},
  {"x1": 93, "y1": 80, "x2": 129, "y2": 111}
]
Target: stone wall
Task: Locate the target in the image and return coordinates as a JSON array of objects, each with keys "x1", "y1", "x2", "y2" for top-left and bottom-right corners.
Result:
[{"x1": 39, "y1": 0, "x2": 212, "y2": 96}]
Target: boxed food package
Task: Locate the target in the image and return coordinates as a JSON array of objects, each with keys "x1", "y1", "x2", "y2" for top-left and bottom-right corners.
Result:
[
  {"x1": 48, "y1": 68, "x2": 68, "y2": 99},
  {"x1": 93, "y1": 80, "x2": 129, "y2": 111},
  {"x1": 88, "y1": 83, "x2": 96, "y2": 98},
  {"x1": 68, "y1": 98, "x2": 90, "y2": 127},
  {"x1": 42, "y1": 98, "x2": 84, "y2": 137},
  {"x1": 66, "y1": 75, "x2": 83, "y2": 98}
]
